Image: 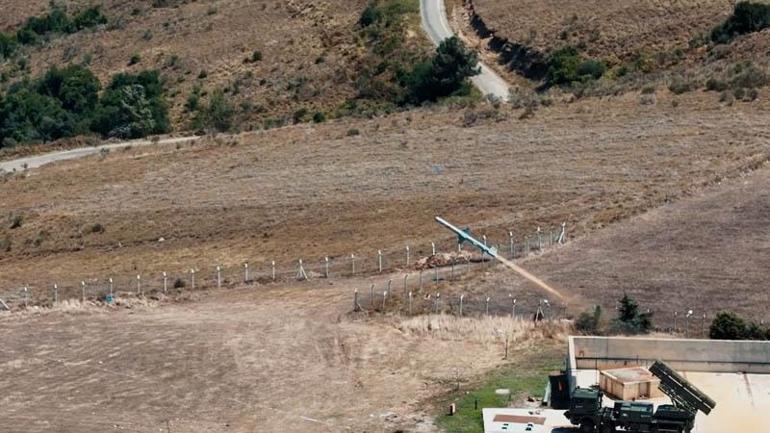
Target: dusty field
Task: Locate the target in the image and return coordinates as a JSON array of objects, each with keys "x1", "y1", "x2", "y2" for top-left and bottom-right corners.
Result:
[
  {"x1": 0, "y1": 0, "x2": 370, "y2": 126},
  {"x1": 2, "y1": 91, "x2": 770, "y2": 294},
  {"x1": 457, "y1": 161, "x2": 770, "y2": 329},
  {"x1": 470, "y1": 0, "x2": 733, "y2": 60},
  {"x1": 0, "y1": 275, "x2": 565, "y2": 433}
]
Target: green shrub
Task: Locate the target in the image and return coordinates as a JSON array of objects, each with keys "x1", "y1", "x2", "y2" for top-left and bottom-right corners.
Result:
[
  {"x1": 609, "y1": 294, "x2": 653, "y2": 335},
  {"x1": 346, "y1": 128, "x2": 360, "y2": 136},
  {"x1": 668, "y1": 75, "x2": 695, "y2": 94},
  {"x1": 712, "y1": 2, "x2": 770, "y2": 43},
  {"x1": 129, "y1": 53, "x2": 141, "y2": 65},
  {"x1": 91, "y1": 70, "x2": 170, "y2": 139},
  {"x1": 710, "y1": 311, "x2": 748, "y2": 339},
  {"x1": 250, "y1": 50, "x2": 262, "y2": 62},
  {"x1": 9, "y1": 213, "x2": 23, "y2": 229},
  {"x1": 292, "y1": 107, "x2": 308, "y2": 123},
  {"x1": 729, "y1": 61, "x2": 768, "y2": 88},
  {"x1": 312, "y1": 111, "x2": 326, "y2": 123},
  {"x1": 545, "y1": 46, "x2": 605, "y2": 87},
  {"x1": 0, "y1": 33, "x2": 17, "y2": 59},
  {"x1": 705, "y1": 78, "x2": 728, "y2": 92},
  {"x1": 359, "y1": 4, "x2": 382, "y2": 27},
  {"x1": 191, "y1": 89, "x2": 234, "y2": 132}
]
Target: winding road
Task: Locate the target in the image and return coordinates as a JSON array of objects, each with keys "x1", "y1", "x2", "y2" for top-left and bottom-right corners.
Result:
[
  {"x1": 1, "y1": 1, "x2": 510, "y2": 173},
  {"x1": 420, "y1": 0, "x2": 510, "y2": 100}
]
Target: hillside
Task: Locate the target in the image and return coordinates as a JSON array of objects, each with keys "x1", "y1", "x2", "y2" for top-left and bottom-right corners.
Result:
[
  {"x1": 0, "y1": 0, "x2": 370, "y2": 131},
  {"x1": 1, "y1": 89, "x2": 769, "y2": 294}
]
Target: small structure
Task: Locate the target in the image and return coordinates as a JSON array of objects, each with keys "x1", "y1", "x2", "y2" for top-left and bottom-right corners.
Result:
[
  {"x1": 599, "y1": 366, "x2": 663, "y2": 400},
  {"x1": 483, "y1": 408, "x2": 568, "y2": 433}
]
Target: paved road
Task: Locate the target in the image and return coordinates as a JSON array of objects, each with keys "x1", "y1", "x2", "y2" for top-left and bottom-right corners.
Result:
[
  {"x1": 420, "y1": 0, "x2": 510, "y2": 100},
  {"x1": 0, "y1": 135, "x2": 197, "y2": 172}
]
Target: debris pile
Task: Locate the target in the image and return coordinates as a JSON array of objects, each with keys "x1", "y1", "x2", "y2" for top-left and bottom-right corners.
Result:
[{"x1": 414, "y1": 251, "x2": 474, "y2": 270}]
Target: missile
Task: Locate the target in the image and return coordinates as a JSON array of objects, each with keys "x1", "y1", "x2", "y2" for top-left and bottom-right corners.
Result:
[{"x1": 435, "y1": 216, "x2": 498, "y2": 257}]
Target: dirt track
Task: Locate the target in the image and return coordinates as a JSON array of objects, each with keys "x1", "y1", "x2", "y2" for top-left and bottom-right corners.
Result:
[{"x1": 0, "y1": 275, "x2": 562, "y2": 433}]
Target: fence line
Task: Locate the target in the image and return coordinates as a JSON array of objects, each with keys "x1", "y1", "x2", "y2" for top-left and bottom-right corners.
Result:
[{"x1": 0, "y1": 224, "x2": 567, "y2": 310}]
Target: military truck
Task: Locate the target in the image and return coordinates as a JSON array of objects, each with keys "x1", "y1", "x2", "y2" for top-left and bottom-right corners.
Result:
[{"x1": 564, "y1": 360, "x2": 716, "y2": 433}]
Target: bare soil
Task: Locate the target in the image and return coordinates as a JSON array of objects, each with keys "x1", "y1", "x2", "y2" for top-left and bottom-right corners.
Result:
[{"x1": 0, "y1": 276, "x2": 564, "y2": 433}]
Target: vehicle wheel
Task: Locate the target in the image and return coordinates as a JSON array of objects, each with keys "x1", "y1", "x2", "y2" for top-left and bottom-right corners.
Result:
[{"x1": 579, "y1": 420, "x2": 595, "y2": 433}]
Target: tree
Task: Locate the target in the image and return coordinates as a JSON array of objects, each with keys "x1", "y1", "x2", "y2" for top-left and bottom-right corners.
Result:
[
  {"x1": 37, "y1": 65, "x2": 101, "y2": 114},
  {"x1": 610, "y1": 293, "x2": 653, "y2": 335},
  {"x1": 0, "y1": 85, "x2": 75, "y2": 145},
  {"x1": 709, "y1": 311, "x2": 747, "y2": 339},
  {"x1": 92, "y1": 71, "x2": 169, "y2": 138},
  {"x1": 402, "y1": 36, "x2": 480, "y2": 104}
]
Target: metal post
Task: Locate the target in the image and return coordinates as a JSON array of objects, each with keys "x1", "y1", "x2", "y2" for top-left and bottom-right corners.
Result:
[
  {"x1": 483, "y1": 235, "x2": 487, "y2": 247},
  {"x1": 23, "y1": 286, "x2": 28, "y2": 307},
  {"x1": 431, "y1": 242, "x2": 436, "y2": 256},
  {"x1": 191, "y1": 269, "x2": 196, "y2": 290},
  {"x1": 81, "y1": 281, "x2": 86, "y2": 302},
  {"x1": 244, "y1": 263, "x2": 249, "y2": 283},
  {"x1": 137, "y1": 275, "x2": 142, "y2": 295},
  {"x1": 435, "y1": 293, "x2": 441, "y2": 314},
  {"x1": 459, "y1": 294, "x2": 464, "y2": 316},
  {"x1": 162, "y1": 273, "x2": 167, "y2": 293},
  {"x1": 387, "y1": 279, "x2": 392, "y2": 296},
  {"x1": 381, "y1": 291, "x2": 387, "y2": 310},
  {"x1": 510, "y1": 295, "x2": 516, "y2": 318},
  {"x1": 408, "y1": 291, "x2": 413, "y2": 315},
  {"x1": 701, "y1": 313, "x2": 706, "y2": 337},
  {"x1": 353, "y1": 289, "x2": 359, "y2": 312},
  {"x1": 370, "y1": 284, "x2": 374, "y2": 308},
  {"x1": 537, "y1": 227, "x2": 543, "y2": 250},
  {"x1": 559, "y1": 222, "x2": 567, "y2": 244},
  {"x1": 405, "y1": 246, "x2": 410, "y2": 266},
  {"x1": 509, "y1": 231, "x2": 514, "y2": 259},
  {"x1": 351, "y1": 254, "x2": 356, "y2": 275},
  {"x1": 378, "y1": 250, "x2": 383, "y2": 273},
  {"x1": 53, "y1": 284, "x2": 58, "y2": 304},
  {"x1": 109, "y1": 278, "x2": 114, "y2": 296},
  {"x1": 324, "y1": 257, "x2": 329, "y2": 279},
  {"x1": 673, "y1": 311, "x2": 678, "y2": 333},
  {"x1": 403, "y1": 274, "x2": 408, "y2": 296},
  {"x1": 272, "y1": 261, "x2": 276, "y2": 281},
  {"x1": 525, "y1": 236, "x2": 529, "y2": 255},
  {"x1": 485, "y1": 296, "x2": 490, "y2": 316},
  {"x1": 216, "y1": 266, "x2": 221, "y2": 288}
]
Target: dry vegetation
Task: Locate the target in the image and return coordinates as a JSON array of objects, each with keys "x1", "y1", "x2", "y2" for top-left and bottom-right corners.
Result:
[
  {"x1": 471, "y1": 0, "x2": 734, "y2": 61},
  {"x1": 0, "y1": 278, "x2": 566, "y2": 433},
  {"x1": 451, "y1": 162, "x2": 770, "y2": 330},
  {"x1": 0, "y1": 0, "x2": 370, "y2": 129},
  {"x1": 1, "y1": 90, "x2": 769, "y2": 294}
]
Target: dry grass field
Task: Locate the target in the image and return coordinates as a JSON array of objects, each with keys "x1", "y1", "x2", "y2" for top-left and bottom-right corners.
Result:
[
  {"x1": 471, "y1": 0, "x2": 734, "y2": 60},
  {"x1": 0, "y1": 276, "x2": 566, "y2": 433},
  {"x1": 0, "y1": 0, "x2": 370, "y2": 127},
  {"x1": 455, "y1": 162, "x2": 770, "y2": 330},
  {"x1": 1, "y1": 90, "x2": 769, "y2": 296}
]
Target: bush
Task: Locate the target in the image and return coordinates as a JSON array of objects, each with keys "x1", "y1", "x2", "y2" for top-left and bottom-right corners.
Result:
[
  {"x1": 545, "y1": 46, "x2": 605, "y2": 87},
  {"x1": 359, "y1": 4, "x2": 382, "y2": 27},
  {"x1": 346, "y1": 128, "x2": 360, "y2": 136},
  {"x1": 710, "y1": 311, "x2": 770, "y2": 340},
  {"x1": 292, "y1": 107, "x2": 308, "y2": 123},
  {"x1": 705, "y1": 78, "x2": 728, "y2": 92},
  {"x1": 729, "y1": 61, "x2": 768, "y2": 89},
  {"x1": 191, "y1": 89, "x2": 234, "y2": 132},
  {"x1": 129, "y1": 53, "x2": 141, "y2": 65},
  {"x1": 575, "y1": 306, "x2": 602, "y2": 334},
  {"x1": 711, "y1": 2, "x2": 770, "y2": 43},
  {"x1": 9, "y1": 214, "x2": 23, "y2": 229},
  {"x1": 250, "y1": 50, "x2": 262, "y2": 62},
  {"x1": 668, "y1": 75, "x2": 695, "y2": 95},
  {"x1": 312, "y1": 111, "x2": 326, "y2": 123},
  {"x1": 173, "y1": 278, "x2": 186, "y2": 289}
]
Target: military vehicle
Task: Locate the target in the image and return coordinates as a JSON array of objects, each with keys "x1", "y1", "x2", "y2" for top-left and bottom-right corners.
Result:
[{"x1": 564, "y1": 360, "x2": 716, "y2": 433}]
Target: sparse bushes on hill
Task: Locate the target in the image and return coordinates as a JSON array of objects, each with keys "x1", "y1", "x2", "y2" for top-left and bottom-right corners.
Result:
[
  {"x1": 190, "y1": 89, "x2": 235, "y2": 133},
  {"x1": 0, "y1": 5, "x2": 107, "y2": 58},
  {"x1": 711, "y1": 2, "x2": 770, "y2": 44}
]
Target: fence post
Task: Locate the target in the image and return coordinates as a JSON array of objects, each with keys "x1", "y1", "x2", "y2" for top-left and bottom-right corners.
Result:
[
  {"x1": 403, "y1": 274, "x2": 408, "y2": 296},
  {"x1": 431, "y1": 242, "x2": 436, "y2": 256},
  {"x1": 408, "y1": 291, "x2": 413, "y2": 315},
  {"x1": 137, "y1": 274, "x2": 142, "y2": 295},
  {"x1": 387, "y1": 279, "x2": 392, "y2": 296},
  {"x1": 23, "y1": 286, "x2": 28, "y2": 308},
  {"x1": 272, "y1": 261, "x2": 276, "y2": 282},
  {"x1": 244, "y1": 263, "x2": 250, "y2": 283},
  {"x1": 109, "y1": 278, "x2": 114, "y2": 296},
  {"x1": 537, "y1": 227, "x2": 543, "y2": 250},
  {"x1": 525, "y1": 236, "x2": 529, "y2": 255},
  {"x1": 382, "y1": 291, "x2": 387, "y2": 310},
  {"x1": 217, "y1": 266, "x2": 222, "y2": 288},
  {"x1": 459, "y1": 294, "x2": 464, "y2": 316},
  {"x1": 509, "y1": 231, "x2": 514, "y2": 259},
  {"x1": 353, "y1": 289, "x2": 359, "y2": 312},
  {"x1": 434, "y1": 266, "x2": 439, "y2": 286},
  {"x1": 435, "y1": 293, "x2": 441, "y2": 313},
  {"x1": 405, "y1": 246, "x2": 410, "y2": 267},
  {"x1": 351, "y1": 254, "x2": 356, "y2": 275},
  {"x1": 483, "y1": 235, "x2": 487, "y2": 248},
  {"x1": 370, "y1": 284, "x2": 375, "y2": 308},
  {"x1": 559, "y1": 222, "x2": 567, "y2": 244},
  {"x1": 81, "y1": 281, "x2": 86, "y2": 302},
  {"x1": 378, "y1": 250, "x2": 383, "y2": 273},
  {"x1": 191, "y1": 269, "x2": 196, "y2": 290},
  {"x1": 162, "y1": 273, "x2": 167, "y2": 293},
  {"x1": 325, "y1": 257, "x2": 330, "y2": 279},
  {"x1": 485, "y1": 296, "x2": 490, "y2": 316},
  {"x1": 510, "y1": 295, "x2": 516, "y2": 319}
]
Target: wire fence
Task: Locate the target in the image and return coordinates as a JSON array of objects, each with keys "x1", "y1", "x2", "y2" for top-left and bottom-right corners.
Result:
[{"x1": 0, "y1": 224, "x2": 567, "y2": 311}]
